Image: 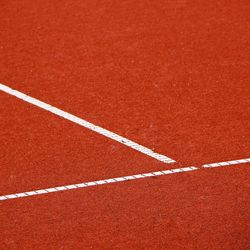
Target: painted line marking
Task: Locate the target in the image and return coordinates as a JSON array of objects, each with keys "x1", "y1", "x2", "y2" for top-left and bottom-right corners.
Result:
[
  {"x1": 0, "y1": 157, "x2": 249, "y2": 201},
  {"x1": 202, "y1": 158, "x2": 250, "y2": 168},
  {"x1": 0, "y1": 83, "x2": 175, "y2": 164},
  {"x1": 0, "y1": 167, "x2": 197, "y2": 201}
]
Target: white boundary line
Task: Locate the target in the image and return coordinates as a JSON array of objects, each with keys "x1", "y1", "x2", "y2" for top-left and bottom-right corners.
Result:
[
  {"x1": 0, "y1": 83, "x2": 175, "y2": 164},
  {"x1": 0, "y1": 167, "x2": 198, "y2": 201},
  {"x1": 202, "y1": 158, "x2": 250, "y2": 168},
  {"x1": 0, "y1": 157, "x2": 249, "y2": 201}
]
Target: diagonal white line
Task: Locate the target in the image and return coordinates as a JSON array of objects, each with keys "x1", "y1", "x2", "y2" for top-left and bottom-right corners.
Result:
[
  {"x1": 0, "y1": 157, "x2": 249, "y2": 201},
  {"x1": 0, "y1": 83, "x2": 175, "y2": 164},
  {"x1": 0, "y1": 167, "x2": 198, "y2": 201},
  {"x1": 202, "y1": 158, "x2": 250, "y2": 168}
]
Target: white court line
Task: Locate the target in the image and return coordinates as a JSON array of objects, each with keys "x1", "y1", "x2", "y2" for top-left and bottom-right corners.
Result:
[
  {"x1": 0, "y1": 157, "x2": 249, "y2": 201},
  {"x1": 0, "y1": 83, "x2": 175, "y2": 164},
  {"x1": 0, "y1": 167, "x2": 198, "y2": 201},
  {"x1": 202, "y1": 158, "x2": 250, "y2": 168}
]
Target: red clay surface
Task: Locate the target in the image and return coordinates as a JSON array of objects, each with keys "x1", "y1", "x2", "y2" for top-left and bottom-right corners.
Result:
[
  {"x1": 1, "y1": 165, "x2": 250, "y2": 249},
  {"x1": 0, "y1": 0, "x2": 250, "y2": 249},
  {"x1": 0, "y1": 92, "x2": 172, "y2": 195},
  {"x1": 0, "y1": 0, "x2": 249, "y2": 165}
]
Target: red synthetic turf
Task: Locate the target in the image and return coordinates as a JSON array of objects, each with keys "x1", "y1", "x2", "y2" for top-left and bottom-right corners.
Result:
[
  {"x1": 1, "y1": 165, "x2": 250, "y2": 249},
  {"x1": 0, "y1": 0, "x2": 249, "y2": 249}
]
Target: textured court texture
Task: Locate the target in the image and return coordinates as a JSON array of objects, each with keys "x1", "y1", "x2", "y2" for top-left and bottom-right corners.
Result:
[{"x1": 0, "y1": 0, "x2": 249, "y2": 249}]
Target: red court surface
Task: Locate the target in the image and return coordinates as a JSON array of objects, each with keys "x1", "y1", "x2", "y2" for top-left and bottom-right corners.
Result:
[
  {"x1": 1, "y1": 165, "x2": 250, "y2": 249},
  {"x1": 0, "y1": 92, "x2": 172, "y2": 195},
  {"x1": 0, "y1": 0, "x2": 250, "y2": 249}
]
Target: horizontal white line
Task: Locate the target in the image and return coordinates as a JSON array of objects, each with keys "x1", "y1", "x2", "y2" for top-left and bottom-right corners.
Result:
[
  {"x1": 202, "y1": 158, "x2": 250, "y2": 168},
  {"x1": 0, "y1": 83, "x2": 175, "y2": 164},
  {"x1": 1, "y1": 157, "x2": 249, "y2": 201},
  {"x1": 0, "y1": 167, "x2": 198, "y2": 201}
]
